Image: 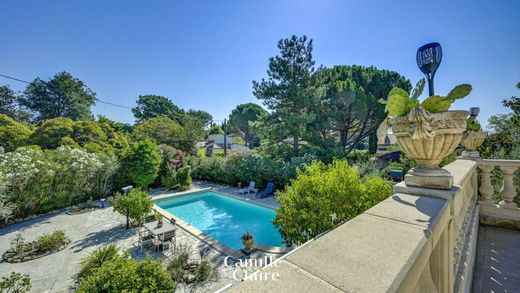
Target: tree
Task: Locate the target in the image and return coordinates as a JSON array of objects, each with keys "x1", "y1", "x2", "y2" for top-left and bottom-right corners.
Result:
[
  {"x1": 132, "y1": 95, "x2": 184, "y2": 123},
  {"x1": 208, "y1": 123, "x2": 224, "y2": 135},
  {"x1": 72, "y1": 121, "x2": 108, "y2": 147},
  {"x1": 502, "y1": 80, "x2": 520, "y2": 126},
  {"x1": 314, "y1": 65, "x2": 411, "y2": 154},
  {"x1": 0, "y1": 114, "x2": 32, "y2": 151},
  {"x1": 0, "y1": 85, "x2": 30, "y2": 122},
  {"x1": 29, "y1": 117, "x2": 75, "y2": 149},
  {"x1": 20, "y1": 72, "x2": 96, "y2": 121},
  {"x1": 122, "y1": 140, "x2": 161, "y2": 187},
  {"x1": 253, "y1": 35, "x2": 320, "y2": 157},
  {"x1": 133, "y1": 116, "x2": 188, "y2": 151},
  {"x1": 274, "y1": 160, "x2": 391, "y2": 245},
  {"x1": 228, "y1": 103, "x2": 267, "y2": 148},
  {"x1": 110, "y1": 189, "x2": 153, "y2": 226},
  {"x1": 186, "y1": 109, "x2": 213, "y2": 127}
]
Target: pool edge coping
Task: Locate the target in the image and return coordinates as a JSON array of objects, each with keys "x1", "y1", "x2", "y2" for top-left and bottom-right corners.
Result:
[{"x1": 152, "y1": 188, "x2": 293, "y2": 259}]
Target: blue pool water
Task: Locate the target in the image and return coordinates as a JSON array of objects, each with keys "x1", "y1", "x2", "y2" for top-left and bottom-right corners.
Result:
[{"x1": 154, "y1": 191, "x2": 284, "y2": 250}]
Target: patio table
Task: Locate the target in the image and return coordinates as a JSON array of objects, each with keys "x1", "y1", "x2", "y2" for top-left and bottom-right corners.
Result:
[{"x1": 143, "y1": 220, "x2": 176, "y2": 237}]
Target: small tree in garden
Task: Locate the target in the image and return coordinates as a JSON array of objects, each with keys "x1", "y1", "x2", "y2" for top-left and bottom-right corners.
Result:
[
  {"x1": 274, "y1": 160, "x2": 392, "y2": 245},
  {"x1": 0, "y1": 272, "x2": 31, "y2": 293},
  {"x1": 110, "y1": 189, "x2": 153, "y2": 227},
  {"x1": 122, "y1": 139, "x2": 161, "y2": 188}
]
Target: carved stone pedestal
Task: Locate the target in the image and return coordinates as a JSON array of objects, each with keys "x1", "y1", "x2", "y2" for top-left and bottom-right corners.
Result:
[{"x1": 405, "y1": 167, "x2": 454, "y2": 190}]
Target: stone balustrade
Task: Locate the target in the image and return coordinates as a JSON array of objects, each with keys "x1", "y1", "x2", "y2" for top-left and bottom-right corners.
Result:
[
  {"x1": 477, "y1": 159, "x2": 520, "y2": 229},
  {"x1": 228, "y1": 158, "x2": 520, "y2": 292}
]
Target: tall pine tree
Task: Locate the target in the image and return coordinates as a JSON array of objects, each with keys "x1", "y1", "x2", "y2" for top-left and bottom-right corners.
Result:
[{"x1": 253, "y1": 35, "x2": 320, "y2": 157}]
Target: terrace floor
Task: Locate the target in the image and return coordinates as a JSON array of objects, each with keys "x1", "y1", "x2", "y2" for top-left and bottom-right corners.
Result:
[{"x1": 472, "y1": 225, "x2": 520, "y2": 292}]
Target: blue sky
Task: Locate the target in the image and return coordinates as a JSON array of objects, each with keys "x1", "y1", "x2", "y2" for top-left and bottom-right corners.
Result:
[{"x1": 1, "y1": 0, "x2": 518, "y2": 128}]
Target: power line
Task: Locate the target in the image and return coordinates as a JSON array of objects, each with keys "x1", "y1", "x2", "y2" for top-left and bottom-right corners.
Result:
[{"x1": 0, "y1": 73, "x2": 133, "y2": 110}]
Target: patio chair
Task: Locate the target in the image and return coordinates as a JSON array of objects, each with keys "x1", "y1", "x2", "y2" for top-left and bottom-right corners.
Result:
[
  {"x1": 137, "y1": 228, "x2": 154, "y2": 251},
  {"x1": 256, "y1": 182, "x2": 275, "y2": 198},
  {"x1": 144, "y1": 214, "x2": 156, "y2": 223},
  {"x1": 238, "y1": 181, "x2": 255, "y2": 194},
  {"x1": 158, "y1": 230, "x2": 176, "y2": 252}
]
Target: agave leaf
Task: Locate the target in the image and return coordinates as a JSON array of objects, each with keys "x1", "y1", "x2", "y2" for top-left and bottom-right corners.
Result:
[
  {"x1": 447, "y1": 84, "x2": 472, "y2": 100},
  {"x1": 410, "y1": 79, "x2": 425, "y2": 102},
  {"x1": 421, "y1": 95, "x2": 452, "y2": 112},
  {"x1": 378, "y1": 98, "x2": 387, "y2": 105},
  {"x1": 385, "y1": 94, "x2": 407, "y2": 117}
]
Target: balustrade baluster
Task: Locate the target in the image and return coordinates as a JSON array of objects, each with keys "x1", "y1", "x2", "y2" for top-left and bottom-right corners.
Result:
[
  {"x1": 478, "y1": 165, "x2": 494, "y2": 204},
  {"x1": 499, "y1": 165, "x2": 519, "y2": 208}
]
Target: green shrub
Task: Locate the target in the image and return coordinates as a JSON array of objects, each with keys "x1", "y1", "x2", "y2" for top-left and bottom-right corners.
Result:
[
  {"x1": 166, "y1": 250, "x2": 213, "y2": 284},
  {"x1": 59, "y1": 136, "x2": 80, "y2": 148},
  {"x1": 133, "y1": 116, "x2": 191, "y2": 152},
  {"x1": 188, "y1": 153, "x2": 315, "y2": 189},
  {"x1": 195, "y1": 261, "x2": 212, "y2": 282},
  {"x1": 36, "y1": 230, "x2": 68, "y2": 252},
  {"x1": 167, "y1": 252, "x2": 190, "y2": 283},
  {"x1": 175, "y1": 166, "x2": 192, "y2": 190},
  {"x1": 0, "y1": 146, "x2": 118, "y2": 219},
  {"x1": 72, "y1": 121, "x2": 107, "y2": 146},
  {"x1": 122, "y1": 139, "x2": 161, "y2": 188},
  {"x1": 29, "y1": 117, "x2": 75, "y2": 149},
  {"x1": 274, "y1": 160, "x2": 392, "y2": 245},
  {"x1": 77, "y1": 255, "x2": 175, "y2": 292},
  {"x1": 0, "y1": 114, "x2": 32, "y2": 152},
  {"x1": 78, "y1": 244, "x2": 120, "y2": 279},
  {"x1": 0, "y1": 272, "x2": 31, "y2": 293},
  {"x1": 110, "y1": 189, "x2": 152, "y2": 226},
  {"x1": 161, "y1": 164, "x2": 178, "y2": 190},
  {"x1": 157, "y1": 144, "x2": 186, "y2": 187}
]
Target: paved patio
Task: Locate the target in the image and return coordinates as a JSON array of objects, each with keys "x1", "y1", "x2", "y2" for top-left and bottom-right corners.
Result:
[
  {"x1": 473, "y1": 225, "x2": 520, "y2": 292},
  {"x1": 0, "y1": 182, "x2": 282, "y2": 292}
]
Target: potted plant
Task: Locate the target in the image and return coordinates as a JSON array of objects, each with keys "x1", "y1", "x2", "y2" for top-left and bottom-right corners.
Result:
[
  {"x1": 379, "y1": 79, "x2": 470, "y2": 189},
  {"x1": 241, "y1": 231, "x2": 255, "y2": 254},
  {"x1": 155, "y1": 213, "x2": 164, "y2": 228},
  {"x1": 460, "y1": 107, "x2": 487, "y2": 159}
]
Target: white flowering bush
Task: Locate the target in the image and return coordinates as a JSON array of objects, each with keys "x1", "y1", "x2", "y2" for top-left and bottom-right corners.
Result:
[{"x1": 0, "y1": 146, "x2": 119, "y2": 219}]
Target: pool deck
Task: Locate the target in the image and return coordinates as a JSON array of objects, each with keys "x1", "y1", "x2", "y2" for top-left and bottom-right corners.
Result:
[{"x1": 151, "y1": 180, "x2": 279, "y2": 208}]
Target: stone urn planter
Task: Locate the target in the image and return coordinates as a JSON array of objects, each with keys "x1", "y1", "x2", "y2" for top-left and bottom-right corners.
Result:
[
  {"x1": 389, "y1": 108, "x2": 468, "y2": 189},
  {"x1": 460, "y1": 131, "x2": 487, "y2": 159},
  {"x1": 241, "y1": 231, "x2": 255, "y2": 254}
]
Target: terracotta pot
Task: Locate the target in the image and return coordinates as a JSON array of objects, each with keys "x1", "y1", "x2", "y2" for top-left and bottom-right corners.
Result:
[
  {"x1": 157, "y1": 221, "x2": 163, "y2": 228},
  {"x1": 389, "y1": 108, "x2": 468, "y2": 189},
  {"x1": 241, "y1": 237, "x2": 255, "y2": 253}
]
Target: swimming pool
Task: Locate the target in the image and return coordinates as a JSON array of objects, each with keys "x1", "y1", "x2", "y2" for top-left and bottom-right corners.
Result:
[{"x1": 154, "y1": 191, "x2": 284, "y2": 250}]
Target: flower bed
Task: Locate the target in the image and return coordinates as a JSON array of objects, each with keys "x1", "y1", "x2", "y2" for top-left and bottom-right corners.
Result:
[{"x1": 2, "y1": 230, "x2": 70, "y2": 263}]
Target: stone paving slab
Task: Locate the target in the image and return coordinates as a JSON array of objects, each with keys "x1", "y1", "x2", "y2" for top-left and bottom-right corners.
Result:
[{"x1": 472, "y1": 225, "x2": 520, "y2": 292}]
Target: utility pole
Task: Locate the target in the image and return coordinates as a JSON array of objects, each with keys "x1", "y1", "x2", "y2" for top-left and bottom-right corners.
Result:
[{"x1": 223, "y1": 119, "x2": 227, "y2": 156}]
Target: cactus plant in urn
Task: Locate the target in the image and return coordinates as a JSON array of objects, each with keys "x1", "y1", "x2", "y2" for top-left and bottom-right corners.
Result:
[{"x1": 379, "y1": 79, "x2": 471, "y2": 189}]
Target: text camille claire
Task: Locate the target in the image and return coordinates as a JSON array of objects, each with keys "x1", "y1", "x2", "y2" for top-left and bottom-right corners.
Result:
[{"x1": 225, "y1": 256, "x2": 282, "y2": 281}]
